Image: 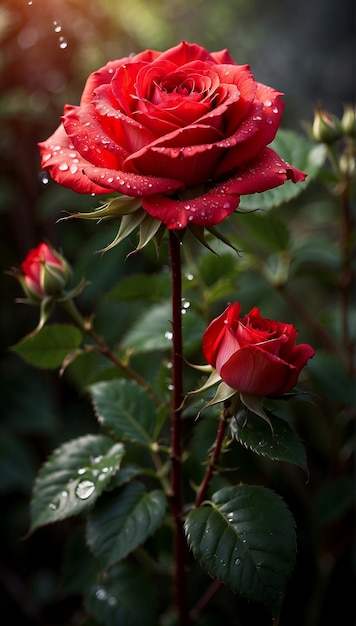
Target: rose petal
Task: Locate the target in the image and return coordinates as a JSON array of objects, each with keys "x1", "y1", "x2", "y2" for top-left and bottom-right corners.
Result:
[
  {"x1": 215, "y1": 147, "x2": 306, "y2": 197},
  {"x1": 38, "y1": 122, "x2": 109, "y2": 195},
  {"x1": 156, "y1": 41, "x2": 217, "y2": 65},
  {"x1": 142, "y1": 180, "x2": 239, "y2": 229},
  {"x1": 220, "y1": 345, "x2": 295, "y2": 396},
  {"x1": 215, "y1": 87, "x2": 285, "y2": 175},
  {"x1": 84, "y1": 166, "x2": 183, "y2": 196}
]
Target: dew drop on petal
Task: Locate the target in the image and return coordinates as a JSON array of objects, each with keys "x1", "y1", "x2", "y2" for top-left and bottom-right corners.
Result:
[
  {"x1": 59, "y1": 36, "x2": 68, "y2": 49},
  {"x1": 53, "y1": 21, "x2": 62, "y2": 33},
  {"x1": 58, "y1": 162, "x2": 69, "y2": 171}
]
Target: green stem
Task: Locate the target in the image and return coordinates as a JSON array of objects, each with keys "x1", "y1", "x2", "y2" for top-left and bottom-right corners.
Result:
[
  {"x1": 60, "y1": 299, "x2": 161, "y2": 405},
  {"x1": 168, "y1": 230, "x2": 190, "y2": 626}
]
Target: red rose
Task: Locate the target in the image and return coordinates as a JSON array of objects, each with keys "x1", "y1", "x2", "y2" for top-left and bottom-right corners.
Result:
[
  {"x1": 21, "y1": 242, "x2": 71, "y2": 301},
  {"x1": 39, "y1": 42, "x2": 306, "y2": 230},
  {"x1": 203, "y1": 302, "x2": 315, "y2": 397}
]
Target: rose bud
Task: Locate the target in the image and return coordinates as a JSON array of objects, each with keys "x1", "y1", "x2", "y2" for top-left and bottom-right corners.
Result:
[
  {"x1": 19, "y1": 242, "x2": 72, "y2": 302},
  {"x1": 341, "y1": 104, "x2": 355, "y2": 138},
  {"x1": 202, "y1": 302, "x2": 315, "y2": 397},
  {"x1": 312, "y1": 106, "x2": 343, "y2": 143}
]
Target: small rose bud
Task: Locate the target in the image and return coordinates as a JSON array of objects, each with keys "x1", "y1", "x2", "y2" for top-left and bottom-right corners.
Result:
[
  {"x1": 341, "y1": 104, "x2": 355, "y2": 138},
  {"x1": 312, "y1": 106, "x2": 343, "y2": 143},
  {"x1": 20, "y1": 242, "x2": 72, "y2": 302}
]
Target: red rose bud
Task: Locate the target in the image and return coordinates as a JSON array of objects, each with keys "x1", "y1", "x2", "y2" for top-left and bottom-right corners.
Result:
[
  {"x1": 202, "y1": 302, "x2": 315, "y2": 397},
  {"x1": 38, "y1": 41, "x2": 306, "y2": 230},
  {"x1": 312, "y1": 106, "x2": 343, "y2": 143},
  {"x1": 20, "y1": 242, "x2": 71, "y2": 302}
]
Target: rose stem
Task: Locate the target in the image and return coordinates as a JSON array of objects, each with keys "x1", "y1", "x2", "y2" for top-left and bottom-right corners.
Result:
[
  {"x1": 61, "y1": 299, "x2": 161, "y2": 405},
  {"x1": 189, "y1": 403, "x2": 230, "y2": 621},
  {"x1": 168, "y1": 230, "x2": 189, "y2": 625},
  {"x1": 194, "y1": 402, "x2": 230, "y2": 509}
]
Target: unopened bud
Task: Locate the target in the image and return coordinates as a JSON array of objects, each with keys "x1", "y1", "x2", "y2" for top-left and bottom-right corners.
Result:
[
  {"x1": 20, "y1": 242, "x2": 72, "y2": 302},
  {"x1": 312, "y1": 107, "x2": 343, "y2": 144},
  {"x1": 341, "y1": 104, "x2": 355, "y2": 138}
]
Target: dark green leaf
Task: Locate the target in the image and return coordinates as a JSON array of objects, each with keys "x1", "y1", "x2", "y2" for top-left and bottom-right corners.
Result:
[
  {"x1": 86, "y1": 482, "x2": 166, "y2": 567},
  {"x1": 121, "y1": 301, "x2": 205, "y2": 355},
  {"x1": 185, "y1": 484, "x2": 296, "y2": 617},
  {"x1": 239, "y1": 129, "x2": 326, "y2": 210},
  {"x1": 231, "y1": 410, "x2": 308, "y2": 473},
  {"x1": 30, "y1": 434, "x2": 124, "y2": 532},
  {"x1": 106, "y1": 273, "x2": 171, "y2": 302},
  {"x1": 85, "y1": 562, "x2": 156, "y2": 626},
  {"x1": 11, "y1": 324, "x2": 82, "y2": 369},
  {"x1": 89, "y1": 379, "x2": 158, "y2": 445}
]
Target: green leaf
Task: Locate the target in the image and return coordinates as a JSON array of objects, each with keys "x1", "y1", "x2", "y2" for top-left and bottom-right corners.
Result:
[
  {"x1": 89, "y1": 379, "x2": 159, "y2": 445},
  {"x1": 85, "y1": 562, "x2": 157, "y2": 626},
  {"x1": 30, "y1": 434, "x2": 124, "y2": 532},
  {"x1": 231, "y1": 410, "x2": 308, "y2": 473},
  {"x1": 11, "y1": 324, "x2": 82, "y2": 369},
  {"x1": 185, "y1": 484, "x2": 296, "y2": 617},
  {"x1": 239, "y1": 129, "x2": 326, "y2": 211},
  {"x1": 86, "y1": 482, "x2": 166, "y2": 568},
  {"x1": 107, "y1": 273, "x2": 171, "y2": 302},
  {"x1": 121, "y1": 301, "x2": 205, "y2": 355}
]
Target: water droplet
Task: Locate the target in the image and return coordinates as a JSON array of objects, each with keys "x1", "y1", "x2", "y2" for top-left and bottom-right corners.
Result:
[
  {"x1": 76, "y1": 479, "x2": 95, "y2": 500},
  {"x1": 265, "y1": 99, "x2": 272, "y2": 107},
  {"x1": 258, "y1": 440, "x2": 268, "y2": 447},
  {"x1": 53, "y1": 21, "x2": 62, "y2": 33},
  {"x1": 61, "y1": 490, "x2": 68, "y2": 498},
  {"x1": 58, "y1": 162, "x2": 69, "y2": 171},
  {"x1": 234, "y1": 558, "x2": 241, "y2": 565},
  {"x1": 59, "y1": 36, "x2": 68, "y2": 49},
  {"x1": 77, "y1": 467, "x2": 86, "y2": 475},
  {"x1": 70, "y1": 163, "x2": 78, "y2": 174},
  {"x1": 164, "y1": 331, "x2": 173, "y2": 340},
  {"x1": 272, "y1": 106, "x2": 279, "y2": 114},
  {"x1": 48, "y1": 501, "x2": 58, "y2": 510},
  {"x1": 266, "y1": 118, "x2": 273, "y2": 125},
  {"x1": 186, "y1": 273, "x2": 194, "y2": 281},
  {"x1": 96, "y1": 587, "x2": 108, "y2": 601},
  {"x1": 39, "y1": 171, "x2": 50, "y2": 185}
]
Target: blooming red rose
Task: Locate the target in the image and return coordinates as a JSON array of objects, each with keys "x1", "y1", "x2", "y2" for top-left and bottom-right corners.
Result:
[
  {"x1": 203, "y1": 302, "x2": 315, "y2": 397},
  {"x1": 21, "y1": 242, "x2": 71, "y2": 301},
  {"x1": 39, "y1": 41, "x2": 306, "y2": 230}
]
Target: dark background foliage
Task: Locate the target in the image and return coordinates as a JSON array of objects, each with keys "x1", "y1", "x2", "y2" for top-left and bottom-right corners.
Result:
[{"x1": 0, "y1": 1, "x2": 354, "y2": 624}]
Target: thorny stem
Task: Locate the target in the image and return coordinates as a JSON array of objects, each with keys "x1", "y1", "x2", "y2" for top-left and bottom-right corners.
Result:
[
  {"x1": 60, "y1": 299, "x2": 161, "y2": 405},
  {"x1": 168, "y1": 230, "x2": 190, "y2": 626}
]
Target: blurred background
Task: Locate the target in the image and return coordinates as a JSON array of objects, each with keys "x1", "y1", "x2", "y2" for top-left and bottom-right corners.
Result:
[{"x1": 0, "y1": 0, "x2": 354, "y2": 624}]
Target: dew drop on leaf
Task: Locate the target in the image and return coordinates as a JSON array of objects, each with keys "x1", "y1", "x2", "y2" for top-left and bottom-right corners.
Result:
[{"x1": 75, "y1": 480, "x2": 95, "y2": 500}]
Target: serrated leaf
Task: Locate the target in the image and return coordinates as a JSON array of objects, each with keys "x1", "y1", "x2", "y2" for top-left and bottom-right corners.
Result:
[
  {"x1": 11, "y1": 324, "x2": 82, "y2": 369},
  {"x1": 239, "y1": 129, "x2": 326, "y2": 211},
  {"x1": 86, "y1": 482, "x2": 166, "y2": 568},
  {"x1": 30, "y1": 434, "x2": 124, "y2": 532},
  {"x1": 231, "y1": 410, "x2": 308, "y2": 473},
  {"x1": 85, "y1": 562, "x2": 156, "y2": 626},
  {"x1": 185, "y1": 484, "x2": 296, "y2": 617},
  {"x1": 88, "y1": 379, "x2": 158, "y2": 445}
]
